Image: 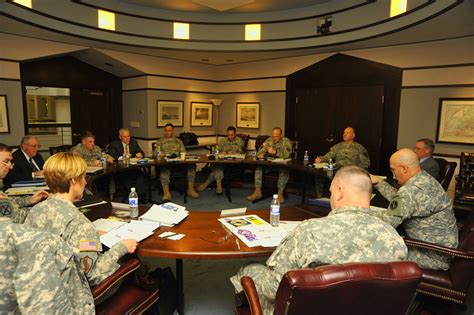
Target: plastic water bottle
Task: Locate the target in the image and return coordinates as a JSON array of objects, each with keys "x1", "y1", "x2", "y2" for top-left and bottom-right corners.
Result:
[
  {"x1": 154, "y1": 145, "x2": 161, "y2": 160},
  {"x1": 327, "y1": 158, "x2": 334, "y2": 178},
  {"x1": 303, "y1": 150, "x2": 309, "y2": 166},
  {"x1": 129, "y1": 187, "x2": 138, "y2": 220},
  {"x1": 251, "y1": 148, "x2": 257, "y2": 159},
  {"x1": 100, "y1": 152, "x2": 107, "y2": 169},
  {"x1": 270, "y1": 194, "x2": 280, "y2": 227},
  {"x1": 215, "y1": 146, "x2": 219, "y2": 158}
]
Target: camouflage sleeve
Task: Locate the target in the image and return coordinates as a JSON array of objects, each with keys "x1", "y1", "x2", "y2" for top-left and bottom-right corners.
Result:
[
  {"x1": 218, "y1": 138, "x2": 225, "y2": 152},
  {"x1": 178, "y1": 139, "x2": 186, "y2": 153},
  {"x1": 11, "y1": 195, "x2": 32, "y2": 208},
  {"x1": 236, "y1": 137, "x2": 244, "y2": 153},
  {"x1": 375, "y1": 181, "x2": 398, "y2": 201},
  {"x1": 257, "y1": 138, "x2": 270, "y2": 156},
  {"x1": 276, "y1": 139, "x2": 292, "y2": 159},
  {"x1": 359, "y1": 145, "x2": 370, "y2": 169},
  {"x1": 320, "y1": 144, "x2": 337, "y2": 162},
  {"x1": 370, "y1": 188, "x2": 415, "y2": 228}
]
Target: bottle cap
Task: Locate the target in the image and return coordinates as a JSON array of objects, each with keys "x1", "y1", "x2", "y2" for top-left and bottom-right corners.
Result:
[
  {"x1": 273, "y1": 194, "x2": 278, "y2": 198},
  {"x1": 131, "y1": 187, "x2": 136, "y2": 192}
]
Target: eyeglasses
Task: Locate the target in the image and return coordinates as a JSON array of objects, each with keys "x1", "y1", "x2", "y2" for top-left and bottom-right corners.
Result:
[
  {"x1": 0, "y1": 160, "x2": 14, "y2": 169},
  {"x1": 413, "y1": 146, "x2": 424, "y2": 152},
  {"x1": 26, "y1": 143, "x2": 41, "y2": 148}
]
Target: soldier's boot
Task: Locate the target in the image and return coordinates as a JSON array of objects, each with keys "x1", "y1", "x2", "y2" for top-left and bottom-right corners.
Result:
[
  {"x1": 216, "y1": 179, "x2": 223, "y2": 195},
  {"x1": 247, "y1": 188, "x2": 262, "y2": 201},
  {"x1": 277, "y1": 189, "x2": 285, "y2": 204},
  {"x1": 187, "y1": 182, "x2": 199, "y2": 199},
  {"x1": 162, "y1": 185, "x2": 172, "y2": 201},
  {"x1": 197, "y1": 178, "x2": 212, "y2": 192}
]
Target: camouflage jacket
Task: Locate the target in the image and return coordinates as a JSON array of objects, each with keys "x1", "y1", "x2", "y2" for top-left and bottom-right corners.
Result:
[
  {"x1": 257, "y1": 137, "x2": 292, "y2": 159},
  {"x1": 219, "y1": 137, "x2": 244, "y2": 154},
  {"x1": 0, "y1": 193, "x2": 33, "y2": 223},
  {"x1": 320, "y1": 141, "x2": 370, "y2": 169},
  {"x1": 0, "y1": 218, "x2": 94, "y2": 315},
  {"x1": 24, "y1": 196, "x2": 128, "y2": 286},
  {"x1": 72, "y1": 144, "x2": 110, "y2": 165},
  {"x1": 230, "y1": 206, "x2": 407, "y2": 315},
  {"x1": 374, "y1": 170, "x2": 458, "y2": 270},
  {"x1": 155, "y1": 137, "x2": 186, "y2": 156}
]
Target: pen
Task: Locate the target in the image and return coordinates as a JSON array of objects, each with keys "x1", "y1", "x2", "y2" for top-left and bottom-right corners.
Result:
[{"x1": 161, "y1": 232, "x2": 178, "y2": 239}]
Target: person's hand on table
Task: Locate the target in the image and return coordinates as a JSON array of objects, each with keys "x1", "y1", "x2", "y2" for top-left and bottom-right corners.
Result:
[
  {"x1": 267, "y1": 146, "x2": 276, "y2": 155},
  {"x1": 30, "y1": 190, "x2": 48, "y2": 204},
  {"x1": 91, "y1": 160, "x2": 101, "y2": 167},
  {"x1": 370, "y1": 174, "x2": 383, "y2": 184},
  {"x1": 136, "y1": 152, "x2": 144, "y2": 159},
  {"x1": 257, "y1": 153, "x2": 265, "y2": 159},
  {"x1": 97, "y1": 230, "x2": 107, "y2": 236},
  {"x1": 121, "y1": 239, "x2": 138, "y2": 253},
  {"x1": 314, "y1": 157, "x2": 322, "y2": 163},
  {"x1": 106, "y1": 156, "x2": 114, "y2": 164}
]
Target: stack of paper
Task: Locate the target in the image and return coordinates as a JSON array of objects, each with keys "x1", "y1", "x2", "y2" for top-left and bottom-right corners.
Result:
[
  {"x1": 140, "y1": 202, "x2": 189, "y2": 226},
  {"x1": 5, "y1": 186, "x2": 48, "y2": 195},
  {"x1": 12, "y1": 180, "x2": 46, "y2": 187},
  {"x1": 86, "y1": 166, "x2": 103, "y2": 174},
  {"x1": 270, "y1": 158, "x2": 292, "y2": 163},
  {"x1": 96, "y1": 219, "x2": 160, "y2": 248}
]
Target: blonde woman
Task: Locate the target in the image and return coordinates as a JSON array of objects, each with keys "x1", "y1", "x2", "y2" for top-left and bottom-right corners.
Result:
[{"x1": 25, "y1": 152, "x2": 137, "y2": 286}]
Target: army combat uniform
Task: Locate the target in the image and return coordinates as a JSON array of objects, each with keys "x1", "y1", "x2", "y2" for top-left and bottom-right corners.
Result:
[
  {"x1": 209, "y1": 136, "x2": 244, "y2": 181},
  {"x1": 0, "y1": 192, "x2": 33, "y2": 223},
  {"x1": 255, "y1": 136, "x2": 292, "y2": 189},
  {"x1": 373, "y1": 170, "x2": 458, "y2": 270},
  {"x1": 24, "y1": 196, "x2": 129, "y2": 286},
  {"x1": 155, "y1": 137, "x2": 196, "y2": 185},
  {"x1": 230, "y1": 206, "x2": 407, "y2": 315},
  {"x1": 0, "y1": 218, "x2": 94, "y2": 314},
  {"x1": 72, "y1": 143, "x2": 111, "y2": 166},
  {"x1": 319, "y1": 141, "x2": 370, "y2": 169}
]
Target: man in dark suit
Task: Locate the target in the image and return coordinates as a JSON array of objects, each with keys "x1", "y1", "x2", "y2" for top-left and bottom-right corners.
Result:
[
  {"x1": 108, "y1": 128, "x2": 146, "y2": 203},
  {"x1": 4, "y1": 136, "x2": 45, "y2": 185},
  {"x1": 108, "y1": 128, "x2": 144, "y2": 160},
  {"x1": 414, "y1": 138, "x2": 440, "y2": 180}
]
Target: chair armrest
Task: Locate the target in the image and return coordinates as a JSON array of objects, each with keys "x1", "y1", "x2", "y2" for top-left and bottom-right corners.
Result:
[
  {"x1": 91, "y1": 258, "x2": 141, "y2": 301},
  {"x1": 404, "y1": 238, "x2": 474, "y2": 260},
  {"x1": 241, "y1": 276, "x2": 263, "y2": 315}
]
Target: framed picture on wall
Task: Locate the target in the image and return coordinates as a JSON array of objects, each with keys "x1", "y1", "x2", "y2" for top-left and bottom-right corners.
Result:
[
  {"x1": 0, "y1": 95, "x2": 10, "y2": 133},
  {"x1": 157, "y1": 100, "x2": 183, "y2": 127},
  {"x1": 236, "y1": 102, "x2": 260, "y2": 129},
  {"x1": 191, "y1": 102, "x2": 213, "y2": 127},
  {"x1": 436, "y1": 98, "x2": 474, "y2": 145}
]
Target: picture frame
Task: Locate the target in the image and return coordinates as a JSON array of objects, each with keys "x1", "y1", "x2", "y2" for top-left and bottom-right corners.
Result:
[
  {"x1": 436, "y1": 98, "x2": 474, "y2": 145},
  {"x1": 0, "y1": 95, "x2": 10, "y2": 133},
  {"x1": 236, "y1": 102, "x2": 260, "y2": 129},
  {"x1": 191, "y1": 102, "x2": 213, "y2": 127},
  {"x1": 157, "y1": 100, "x2": 183, "y2": 127}
]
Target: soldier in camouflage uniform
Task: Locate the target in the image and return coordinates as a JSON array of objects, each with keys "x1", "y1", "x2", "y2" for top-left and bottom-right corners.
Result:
[
  {"x1": 247, "y1": 127, "x2": 292, "y2": 203},
  {"x1": 232, "y1": 166, "x2": 407, "y2": 315},
  {"x1": 0, "y1": 217, "x2": 94, "y2": 314},
  {"x1": 72, "y1": 130, "x2": 113, "y2": 166},
  {"x1": 24, "y1": 152, "x2": 138, "y2": 286},
  {"x1": 371, "y1": 148, "x2": 458, "y2": 270},
  {"x1": 155, "y1": 123, "x2": 199, "y2": 201},
  {"x1": 0, "y1": 144, "x2": 48, "y2": 223},
  {"x1": 197, "y1": 126, "x2": 244, "y2": 195},
  {"x1": 315, "y1": 126, "x2": 370, "y2": 169}
]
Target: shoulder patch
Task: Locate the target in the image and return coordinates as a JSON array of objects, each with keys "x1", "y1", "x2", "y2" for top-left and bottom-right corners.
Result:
[{"x1": 79, "y1": 239, "x2": 98, "y2": 252}]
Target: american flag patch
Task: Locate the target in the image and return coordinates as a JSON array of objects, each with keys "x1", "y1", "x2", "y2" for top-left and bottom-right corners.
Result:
[{"x1": 79, "y1": 240, "x2": 98, "y2": 252}]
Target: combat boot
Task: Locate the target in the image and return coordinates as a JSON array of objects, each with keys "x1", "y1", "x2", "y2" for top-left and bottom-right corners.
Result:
[
  {"x1": 247, "y1": 188, "x2": 262, "y2": 201},
  {"x1": 187, "y1": 182, "x2": 199, "y2": 198},
  {"x1": 277, "y1": 189, "x2": 285, "y2": 204},
  {"x1": 162, "y1": 185, "x2": 172, "y2": 201},
  {"x1": 197, "y1": 178, "x2": 212, "y2": 192},
  {"x1": 216, "y1": 179, "x2": 223, "y2": 195}
]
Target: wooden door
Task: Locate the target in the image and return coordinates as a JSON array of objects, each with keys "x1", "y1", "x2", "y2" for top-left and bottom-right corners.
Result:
[{"x1": 295, "y1": 86, "x2": 384, "y2": 173}]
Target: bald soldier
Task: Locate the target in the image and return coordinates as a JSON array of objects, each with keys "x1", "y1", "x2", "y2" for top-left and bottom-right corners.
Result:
[
  {"x1": 371, "y1": 148, "x2": 458, "y2": 270},
  {"x1": 232, "y1": 166, "x2": 407, "y2": 315}
]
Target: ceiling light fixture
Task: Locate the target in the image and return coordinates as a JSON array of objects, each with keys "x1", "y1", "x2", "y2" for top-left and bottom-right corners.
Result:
[
  {"x1": 12, "y1": 0, "x2": 32, "y2": 8},
  {"x1": 245, "y1": 24, "x2": 261, "y2": 41},
  {"x1": 174, "y1": 22, "x2": 190, "y2": 40},
  {"x1": 390, "y1": 0, "x2": 407, "y2": 17},
  {"x1": 98, "y1": 10, "x2": 115, "y2": 31}
]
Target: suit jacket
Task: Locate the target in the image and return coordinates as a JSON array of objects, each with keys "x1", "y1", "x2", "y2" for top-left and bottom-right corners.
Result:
[
  {"x1": 4, "y1": 149, "x2": 45, "y2": 185},
  {"x1": 420, "y1": 156, "x2": 440, "y2": 180},
  {"x1": 107, "y1": 139, "x2": 144, "y2": 160}
]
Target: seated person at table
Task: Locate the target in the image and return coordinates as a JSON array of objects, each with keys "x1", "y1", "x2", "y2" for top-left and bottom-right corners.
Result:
[
  {"x1": 197, "y1": 126, "x2": 244, "y2": 195},
  {"x1": 414, "y1": 138, "x2": 440, "y2": 180},
  {"x1": 155, "y1": 123, "x2": 199, "y2": 201},
  {"x1": 0, "y1": 143, "x2": 48, "y2": 223},
  {"x1": 72, "y1": 131, "x2": 113, "y2": 166},
  {"x1": 4, "y1": 135, "x2": 44, "y2": 185},
  {"x1": 315, "y1": 126, "x2": 370, "y2": 169},
  {"x1": 370, "y1": 148, "x2": 458, "y2": 270},
  {"x1": 247, "y1": 127, "x2": 292, "y2": 203},
  {"x1": 24, "y1": 152, "x2": 138, "y2": 286},
  {"x1": 231, "y1": 166, "x2": 407, "y2": 315}
]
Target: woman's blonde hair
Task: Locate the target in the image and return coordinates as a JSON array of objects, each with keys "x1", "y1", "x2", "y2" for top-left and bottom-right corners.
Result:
[{"x1": 44, "y1": 152, "x2": 87, "y2": 193}]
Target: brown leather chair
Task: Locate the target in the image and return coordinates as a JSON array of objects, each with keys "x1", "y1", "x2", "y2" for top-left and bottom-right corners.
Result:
[
  {"x1": 94, "y1": 258, "x2": 160, "y2": 314},
  {"x1": 237, "y1": 261, "x2": 422, "y2": 315},
  {"x1": 434, "y1": 158, "x2": 457, "y2": 191},
  {"x1": 49, "y1": 145, "x2": 73, "y2": 156},
  {"x1": 404, "y1": 212, "x2": 474, "y2": 305},
  {"x1": 236, "y1": 133, "x2": 250, "y2": 153}
]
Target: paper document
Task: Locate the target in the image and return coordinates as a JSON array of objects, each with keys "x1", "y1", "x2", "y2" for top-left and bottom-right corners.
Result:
[
  {"x1": 5, "y1": 186, "x2": 48, "y2": 195},
  {"x1": 93, "y1": 218, "x2": 126, "y2": 232},
  {"x1": 11, "y1": 180, "x2": 46, "y2": 187},
  {"x1": 159, "y1": 231, "x2": 185, "y2": 240},
  {"x1": 86, "y1": 166, "x2": 103, "y2": 174},
  {"x1": 100, "y1": 220, "x2": 160, "y2": 248},
  {"x1": 140, "y1": 202, "x2": 188, "y2": 225},
  {"x1": 313, "y1": 163, "x2": 328, "y2": 169},
  {"x1": 270, "y1": 158, "x2": 292, "y2": 163}
]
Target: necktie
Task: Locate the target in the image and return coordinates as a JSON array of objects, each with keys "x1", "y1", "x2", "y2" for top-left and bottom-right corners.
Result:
[
  {"x1": 125, "y1": 145, "x2": 129, "y2": 155},
  {"x1": 29, "y1": 158, "x2": 39, "y2": 172}
]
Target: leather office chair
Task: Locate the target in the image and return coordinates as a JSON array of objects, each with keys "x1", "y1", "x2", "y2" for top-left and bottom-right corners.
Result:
[
  {"x1": 236, "y1": 133, "x2": 250, "y2": 153},
  {"x1": 404, "y1": 212, "x2": 474, "y2": 305},
  {"x1": 434, "y1": 158, "x2": 457, "y2": 191},
  {"x1": 49, "y1": 145, "x2": 73, "y2": 156},
  {"x1": 236, "y1": 261, "x2": 422, "y2": 315}
]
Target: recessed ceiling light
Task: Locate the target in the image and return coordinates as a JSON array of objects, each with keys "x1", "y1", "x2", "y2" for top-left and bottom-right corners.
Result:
[
  {"x1": 98, "y1": 10, "x2": 115, "y2": 31},
  {"x1": 245, "y1": 24, "x2": 261, "y2": 41},
  {"x1": 174, "y1": 22, "x2": 190, "y2": 40},
  {"x1": 390, "y1": 0, "x2": 407, "y2": 17},
  {"x1": 13, "y1": 0, "x2": 31, "y2": 8}
]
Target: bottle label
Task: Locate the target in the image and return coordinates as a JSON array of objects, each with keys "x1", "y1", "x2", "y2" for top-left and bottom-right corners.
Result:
[
  {"x1": 270, "y1": 205, "x2": 280, "y2": 214},
  {"x1": 129, "y1": 198, "x2": 138, "y2": 207}
]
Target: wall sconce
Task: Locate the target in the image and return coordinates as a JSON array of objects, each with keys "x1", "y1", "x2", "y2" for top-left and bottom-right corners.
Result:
[{"x1": 210, "y1": 99, "x2": 223, "y2": 145}]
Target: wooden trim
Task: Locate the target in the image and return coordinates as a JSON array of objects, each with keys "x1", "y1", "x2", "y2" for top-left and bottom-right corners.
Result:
[
  {"x1": 403, "y1": 63, "x2": 474, "y2": 71},
  {"x1": 434, "y1": 153, "x2": 460, "y2": 158},
  {"x1": 0, "y1": 58, "x2": 19, "y2": 63},
  {"x1": 123, "y1": 88, "x2": 286, "y2": 94},
  {"x1": 123, "y1": 73, "x2": 286, "y2": 83},
  {"x1": 0, "y1": 78, "x2": 21, "y2": 82},
  {"x1": 133, "y1": 134, "x2": 255, "y2": 141},
  {"x1": 402, "y1": 84, "x2": 474, "y2": 89}
]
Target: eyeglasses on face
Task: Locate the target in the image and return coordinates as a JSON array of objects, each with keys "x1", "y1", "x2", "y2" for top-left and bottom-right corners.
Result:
[{"x1": 0, "y1": 160, "x2": 14, "y2": 168}]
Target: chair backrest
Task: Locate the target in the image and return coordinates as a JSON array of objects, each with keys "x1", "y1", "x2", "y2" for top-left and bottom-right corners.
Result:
[
  {"x1": 236, "y1": 133, "x2": 250, "y2": 152},
  {"x1": 434, "y1": 158, "x2": 457, "y2": 191},
  {"x1": 49, "y1": 145, "x2": 73, "y2": 156},
  {"x1": 449, "y1": 213, "x2": 474, "y2": 294},
  {"x1": 274, "y1": 262, "x2": 421, "y2": 315},
  {"x1": 255, "y1": 135, "x2": 269, "y2": 151}
]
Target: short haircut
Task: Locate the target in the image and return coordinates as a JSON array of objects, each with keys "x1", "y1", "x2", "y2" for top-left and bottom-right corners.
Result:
[
  {"x1": 20, "y1": 135, "x2": 37, "y2": 145},
  {"x1": 272, "y1": 127, "x2": 282, "y2": 134},
  {"x1": 417, "y1": 138, "x2": 435, "y2": 153},
  {"x1": 44, "y1": 152, "x2": 87, "y2": 194},
  {"x1": 0, "y1": 143, "x2": 12, "y2": 152},
  {"x1": 164, "y1": 123, "x2": 174, "y2": 129},
  {"x1": 227, "y1": 126, "x2": 236, "y2": 133},
  {"x1": 81, "y1": 131, "x2": 95, "y2": 140},
  {"x1": 119, "y1": 128, "x2": 130, "y2": 136},
  {"x1": 345, "y1": 126, "x2": 356, "y2": 133},
  {"x1": 334, "y1": 166, "x2": 372, "y2": 197}
]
